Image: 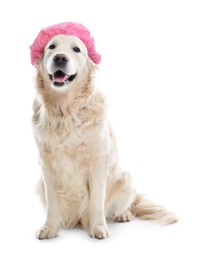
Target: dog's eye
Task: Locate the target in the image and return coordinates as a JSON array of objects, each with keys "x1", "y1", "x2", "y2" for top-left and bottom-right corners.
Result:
[
  {"x1": 73, "y1": 47, "x2": 81, "y2": 53},
  {"x1": 49, "y1": 44, "x2": 56, "y2": 50}
]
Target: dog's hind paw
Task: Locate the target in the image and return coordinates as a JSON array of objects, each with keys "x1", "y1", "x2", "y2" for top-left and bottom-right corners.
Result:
[
  {"x1": 36, "y1": 225, "x2": 57, "y2": 240},
  {"x1": 115, "y1": 210, "x2": 133, "y2": 222}
]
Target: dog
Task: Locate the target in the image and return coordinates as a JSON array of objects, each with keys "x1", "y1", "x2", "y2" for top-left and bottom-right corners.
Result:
[{"x1": 32, "y1": 33, "x2": 177, "y2": 239}]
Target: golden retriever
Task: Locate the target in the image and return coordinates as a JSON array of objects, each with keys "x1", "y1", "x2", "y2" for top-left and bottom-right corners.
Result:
[{"x1": 32, "y1": 34, "x2": 177, "y2": 239}]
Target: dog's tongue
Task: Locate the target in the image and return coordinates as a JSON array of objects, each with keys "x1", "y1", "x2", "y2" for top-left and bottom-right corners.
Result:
[{"x1": 53, "y1": 71, "x2": 68, "y2": 83}]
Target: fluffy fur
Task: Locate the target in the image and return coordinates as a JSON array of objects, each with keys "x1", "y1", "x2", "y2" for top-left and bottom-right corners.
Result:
[{"x1": 32, "y1": 35, "x2": 177, "y2": 240}]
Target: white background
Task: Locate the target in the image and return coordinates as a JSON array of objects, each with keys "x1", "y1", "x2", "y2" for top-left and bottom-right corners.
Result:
[{"x1": 0, "y1": 0, "x2": 201, "y2": 259}]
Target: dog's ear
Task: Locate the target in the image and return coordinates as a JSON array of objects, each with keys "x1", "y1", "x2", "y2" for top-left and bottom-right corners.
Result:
[
  {"x1": 34, "y1": 69, "x2": 45, "y2": 90},
  {"x1": 36, "y1": 55, "x2": 44, "y2": 69},
  {"x1": 87, "y1": 57, "x2": 98, "y2": 75},
  {"x1": 34, "y1": 53, "x2": 47, "y2": 90}
]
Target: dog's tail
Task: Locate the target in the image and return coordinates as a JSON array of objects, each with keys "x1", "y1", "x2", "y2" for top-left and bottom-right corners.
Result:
[{"x1": 131, "y1": 194, "x2": 178, "y2": 225}]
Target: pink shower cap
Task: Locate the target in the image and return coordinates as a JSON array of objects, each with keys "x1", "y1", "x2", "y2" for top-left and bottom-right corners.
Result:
[{"x1": 30, "y1": 22, "x2": 101, "y2": 67}]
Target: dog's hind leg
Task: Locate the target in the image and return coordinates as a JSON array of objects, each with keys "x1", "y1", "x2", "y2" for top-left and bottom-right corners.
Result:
[
  {"x1": 106, "y1": 169, "x2": 178, "y2": 225},
  {"x1": 115, "y1": 209, "x2": 133, "y2": 222},
  {"x1": 106, "y1": 171, "x2": 136, "y2": 222}
]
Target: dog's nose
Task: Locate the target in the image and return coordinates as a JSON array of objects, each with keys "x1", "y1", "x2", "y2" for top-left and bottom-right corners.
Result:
[{"x1": 53, "y1": 54, "x2": 68, "y2": 66}]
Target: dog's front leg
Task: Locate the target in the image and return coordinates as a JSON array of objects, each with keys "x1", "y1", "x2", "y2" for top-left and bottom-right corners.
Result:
[
  {"x1": 36, "y1": 167, "x2": 60, "y2": 239},
  {"x1": 89, "y1": 157, "x2": 109, "y2": 239}
]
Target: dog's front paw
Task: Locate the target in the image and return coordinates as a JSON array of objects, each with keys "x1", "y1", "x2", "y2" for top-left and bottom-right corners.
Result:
[
  {"x1": 36, "y1": 225, "x2": 57, "y2": 240},
  {"x1": 90, "y1": 225, "x2": 110, "y2": 239}
]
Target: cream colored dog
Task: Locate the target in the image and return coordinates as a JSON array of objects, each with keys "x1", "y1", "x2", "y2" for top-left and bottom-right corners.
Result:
[{"x1": 32, "y1": 34, "x2": 177, "y2": 239}]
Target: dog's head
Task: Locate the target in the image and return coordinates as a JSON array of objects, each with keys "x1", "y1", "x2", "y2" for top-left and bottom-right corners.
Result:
[{"x1": 40, "y1": 34, "x2": 93, "y2": 91}]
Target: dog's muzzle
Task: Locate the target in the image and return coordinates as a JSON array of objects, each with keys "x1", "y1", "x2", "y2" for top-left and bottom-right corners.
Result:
[
  {"x1": 49, "y1": 70, "x2": 77, "y2": 87},
  {"x1": 49, "y1": 54, "x2": 77, "y2": 87}
]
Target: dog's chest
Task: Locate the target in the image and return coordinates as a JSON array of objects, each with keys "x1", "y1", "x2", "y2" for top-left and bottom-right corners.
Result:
[
  {"x1": 35, "y1": 110, "x2": 92, "y2": 188},
  {"x1": 33, "y1": 93, "x2": 106, "y2": 151},
  {"x1": 33, "y1": 92, "x2": 107, "y2": 180},
  {"x1": 35, "y1": 108, "x2": 89, "y2": 150},
  {"x1": 34, "y1": 102, "x2": 105, "y2": 181}
]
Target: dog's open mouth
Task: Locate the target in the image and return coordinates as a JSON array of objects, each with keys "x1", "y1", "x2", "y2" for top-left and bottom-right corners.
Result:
[{"x1": 49, "y1": 70, "x2": 77, "y2": 87}]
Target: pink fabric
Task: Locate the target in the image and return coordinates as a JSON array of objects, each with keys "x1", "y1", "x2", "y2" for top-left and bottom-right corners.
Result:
[{"x1": 30, "y1": 22, "x2": 101, "y2": 66}]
